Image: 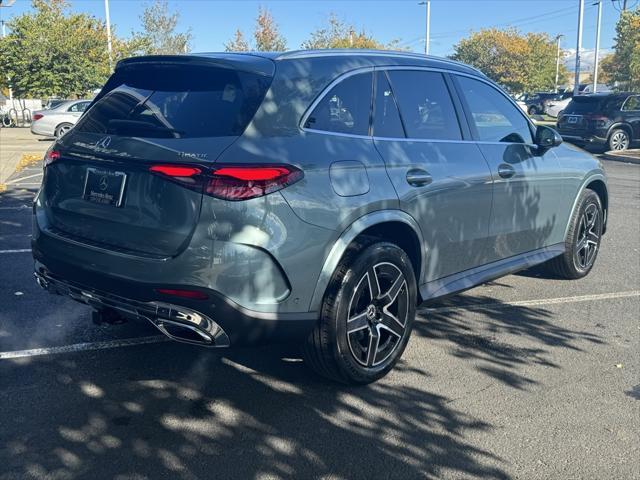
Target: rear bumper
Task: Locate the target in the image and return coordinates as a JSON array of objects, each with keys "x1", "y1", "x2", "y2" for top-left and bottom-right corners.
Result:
[
  {"x1": 559, "y1": 133, "x2": 607, "y2": 146},
  {"x1": 30, "y1": 122, "x2": 54, "y2": 137},
  {"x1": 33, "y1": 259, "x2": 318, "y2": 346}
]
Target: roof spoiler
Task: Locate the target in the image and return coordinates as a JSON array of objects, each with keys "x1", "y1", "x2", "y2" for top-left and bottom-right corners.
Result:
[{"x1": 115, "y1": 54, "x2": 275, "y2": 77}]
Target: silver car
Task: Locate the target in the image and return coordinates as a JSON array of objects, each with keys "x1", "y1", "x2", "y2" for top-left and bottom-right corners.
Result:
[
  {"x1": 33, "y1": 51, "x2": 608, "y2": 384},
  {"x1": 31, "y1": 99, "x2": 92, "y2": 138}
]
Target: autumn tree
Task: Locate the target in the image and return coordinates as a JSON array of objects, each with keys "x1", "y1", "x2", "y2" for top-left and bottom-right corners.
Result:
[
  {"x1": 608, "y1": 7, "x2": 640, "y2": 90},
  {"x1": 451, "y1": 28, "x2": 568, "y2": 94},
  {"x1": 133, "y1": 0, "x2": 192, "y2": 55},
  {"x1": 224, "y1": 29, "x2": 250, "y2": 52},
  {"x1": 302, "y1": 14, "x2": 392, "y2": 49},
  {"x1": 0, "y1": 0, "x2": 132, "y2": 98},
  {"x1": 254, "y1": 7, "x2": 286, "y2": 51}
]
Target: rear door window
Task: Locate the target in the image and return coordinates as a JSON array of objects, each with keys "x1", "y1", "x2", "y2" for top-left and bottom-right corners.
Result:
[
  {"x1": 372, "y1": 71, "x2": 405, "y2": 138},
  {"x1": 456, "y1": 76, "x2": 533, "y2": 144},
  {"x1": 386, "y1": 70, "x2": 461, "y2": 141},
  {"x1": 75, "y1": 64, "x2": 272, "y2": 138},
  {"x1": 68, "y1": 101, "x2": 90, "y2": 113},
  {"x1": 304, "y1": 72, "x2": 373, "y2": 136},
  {"x1": 622, "y1": 95, "x2": 640, "y2": 111}
]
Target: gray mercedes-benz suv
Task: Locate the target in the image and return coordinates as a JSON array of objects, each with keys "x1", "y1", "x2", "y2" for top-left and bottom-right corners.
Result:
[{"x1": 33, "y1": 50, "x2": 608, "y2": 384}]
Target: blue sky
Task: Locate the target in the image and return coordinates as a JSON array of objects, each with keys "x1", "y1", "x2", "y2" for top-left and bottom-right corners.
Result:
[{"x1": 0, "y1": 0, "x2": 625, "y2": 58}]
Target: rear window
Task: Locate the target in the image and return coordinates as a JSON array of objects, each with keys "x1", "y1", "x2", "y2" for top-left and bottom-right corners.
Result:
[{"x1": 75, "y1": 64, "x2": 271, "y2": 138}]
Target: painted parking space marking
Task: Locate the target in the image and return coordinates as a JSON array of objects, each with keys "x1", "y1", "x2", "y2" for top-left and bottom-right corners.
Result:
[
  {"x1": 5, "y1": 172, "x2": 43, "y2": 185},
  {"x1": 0, "y1": 249, "x2": 31, "y2": 254},
  {"x1": 424, "y1": 290, "x2": 640, "y2": 314},
  {"x1": 0, "y1": 336, "x2": 170, "y2": 360},
  {"x1": 0, "y1": 291, "x2": 638, "y2": 361}
]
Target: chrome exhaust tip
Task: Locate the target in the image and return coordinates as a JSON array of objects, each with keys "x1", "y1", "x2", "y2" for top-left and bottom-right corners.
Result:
[{"x1": 146, "y1": 309, "x2": 230, "y2": 347}]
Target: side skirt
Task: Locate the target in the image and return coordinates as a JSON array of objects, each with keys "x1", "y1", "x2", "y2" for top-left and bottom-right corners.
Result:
[{"x1": 420, "y1": 243, "x2": 565, "y2": 302}]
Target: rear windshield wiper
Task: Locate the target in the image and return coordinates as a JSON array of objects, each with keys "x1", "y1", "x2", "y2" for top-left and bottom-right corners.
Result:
[{"x1": 107, "y1": 119, "x2": 186, "y2": 138}]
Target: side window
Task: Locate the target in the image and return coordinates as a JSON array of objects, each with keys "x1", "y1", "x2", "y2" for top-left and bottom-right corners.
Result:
[
  {"x1": 622, "y1": 95, "x2": 640, "y2": 111},
  {"x1": 387, "y1": 70, "x2": 461, "y2": 140},
  {"x1": 372, "y1": 71, "x2": 405, "y2": 138},
  {"x1": 304, "y1": 72, "x2": 373, "y2": 136},
  {"x1": 69, "y1": 102, "x2": 89, "y2": 113},
  {"x1": 456, "y1": 76, "x2": 533, "y2": 144}
]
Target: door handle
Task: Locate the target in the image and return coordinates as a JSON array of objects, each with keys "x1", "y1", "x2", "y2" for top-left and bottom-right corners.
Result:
[
  {"x1": 498, "y1": 164, "x2": 516, "y2": 179},
  {"x1": 406, "y1": 169, "x2": 433, "y2": 187}
]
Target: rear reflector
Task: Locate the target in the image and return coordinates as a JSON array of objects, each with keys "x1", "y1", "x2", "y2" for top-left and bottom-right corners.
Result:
[
  {"x1": 156, "y1": 288, "x2": 209, "y2": 300},
  {"x1": 33, "y1": 113, "x2": 44, "y2": 121}
]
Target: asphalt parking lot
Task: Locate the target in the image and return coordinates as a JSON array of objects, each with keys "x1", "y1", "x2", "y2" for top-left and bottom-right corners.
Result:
[{"x1": 0, "y1": 150, "x2": 638, "y2": 479}]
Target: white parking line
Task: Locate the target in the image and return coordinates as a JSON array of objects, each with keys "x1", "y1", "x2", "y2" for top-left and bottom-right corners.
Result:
[
  {"x1": 0, "y1": 249, "x2": 31, "y2": 254},
  {"x1": 0, "y1": 336, "x2": 169, "y2": 360},
  {"x1": 0, "y1": 205, "x2": 30, "y2": 211},
  {"x1": 423, "y1": 290, "x2": 640, "y2": 314},
  {"x1": 5, "y1": 172, "x2": 43, "y2": 185},
  {"x1": 0, "y1": 291, "x2": 637, "y2": 361}
]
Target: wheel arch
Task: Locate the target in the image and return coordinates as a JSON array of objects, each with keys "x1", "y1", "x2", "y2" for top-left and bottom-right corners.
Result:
[
  {"x1": 608, "y1": 122, "x2": 633, "y2": 140},
  {"x1": 564, "y1": 174, "x2": 609, "y2": 239},
  {"x1": 308, "y1": 211, "x2": 425, "y2": 311}
]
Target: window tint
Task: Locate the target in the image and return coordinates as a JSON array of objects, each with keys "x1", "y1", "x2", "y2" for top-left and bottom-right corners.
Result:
[
  {"x1": 372, "y1": 71, "x2": 404, "y2": 138},
  {"x1": 623, "y1": 95, "x2": 640, "y2": 111},
  {"x1": 457, "y1": 76, "x2": 533, "y2": 144},
  {"x1": 68, "y1": 101, "x2": 90, "y2": 113},
  {"x1": 75, "y1": 64, "x2": 271, "y2": 138},
  {"x1": 305, "y1": 72, "x2": 372, "y2": 136},
  {"x1": 387, "y1": 71, "x2": 461, "y2": 140}
]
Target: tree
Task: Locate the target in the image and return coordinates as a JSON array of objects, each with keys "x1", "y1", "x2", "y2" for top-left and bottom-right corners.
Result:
[
  {"x1": 608, "y1": 7, "x2": 640, "y2": 90},
  {"x1": 451, "y1": 28, "x2": 569, "y2": 94},
  {"x1": 134, "y1": 0, "x2": 192, "y2": 55},
  {"x1": 0, "y1": 0, "x2": 130, "y2": 98},
  {"x1": 253, "y1": 7, "x2": 286, "y2": 51},
  {"x1": 301, "y1": 14, "x2": 399, "y2": 50},
  {"x1": 224, "y1": 28, "x2": 250, "y2": 52}
]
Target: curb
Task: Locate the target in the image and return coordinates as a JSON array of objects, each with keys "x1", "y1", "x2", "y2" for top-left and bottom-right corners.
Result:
[{"x1": 602, "y1": 151, "x2": 640, "y2": 165}]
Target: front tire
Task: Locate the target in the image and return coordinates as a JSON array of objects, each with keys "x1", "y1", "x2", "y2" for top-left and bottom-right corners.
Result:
[
  {"x1": 303, "y1": 242, "x2": 417, "y2": 384},
  {"x1": 544, "y1": 189, "x2": 603, "y2": 279}
]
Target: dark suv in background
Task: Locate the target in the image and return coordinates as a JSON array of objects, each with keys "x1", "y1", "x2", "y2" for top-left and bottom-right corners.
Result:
[
  {"x1": 521, "y1": 92, "x2": 562, "y2": 115},
  {"x1": 557, "y1": 92, "x2": 640, "y2": 151}
]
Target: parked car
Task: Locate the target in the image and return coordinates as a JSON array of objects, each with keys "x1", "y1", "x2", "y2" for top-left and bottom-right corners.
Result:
[
  {"x1": 33, "y1": 50, "x2": 608, "y2": 384},
  {"x1": 31, "y1": 99, "x2": 92, "y2": 138},
  {"x1": 545, "y1": 96, "x2": 572, "y2": 118},
  {"x1": 520, "y1": 92, "x2": 561, "y2": 115},
  {"x1": 557, "y1": 92, "x2": 639, "y2": 151}
]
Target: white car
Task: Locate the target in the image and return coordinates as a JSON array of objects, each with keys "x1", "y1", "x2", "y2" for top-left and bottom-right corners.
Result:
[
  {"x1": 545, "y1": 97, "x2": 572, "y2": 118},
  {"x1": 30, "y1": 99, "x2": 92, "y2": 138}
]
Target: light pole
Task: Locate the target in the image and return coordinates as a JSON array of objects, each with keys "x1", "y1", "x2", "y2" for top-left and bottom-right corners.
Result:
[
  {"x1": 418, "y1": 1, "x2": 431, "y2": 55},
  {"x1": 573, "y1": 0, "x2": 585, "y2": 96},
  {"x1": 0, "y1": 0, "x2": 16, "y2": 101},
  {"x1": 554, "y1": 34, "x2": 564, "y2": 93},
  {"x1": 593, "y1": 0, "x2": 603, "y2": 92},
  {"x1": 104, "y1": 0, "x2": 113, "y2": 69}
]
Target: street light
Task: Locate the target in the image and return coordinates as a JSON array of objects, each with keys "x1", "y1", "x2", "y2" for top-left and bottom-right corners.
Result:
[
  {"x1": 418, "y1": 1, "x2": 431, "y2": 55},
  {"x1": 554, "y1": 34, "x2": 564, "y2": 93},
  {"x1": 593, "y1": 0, "x2": 603, "y2": 92},
  {"x1": 0, "y1": 0, "x2": 16, "y2": 101},
  {"x1": 574, "y1": 0, "x2": 585, "y2": 96},
  {"x1": 104, "y1": 0, "x2": 113, "y2": 70}
]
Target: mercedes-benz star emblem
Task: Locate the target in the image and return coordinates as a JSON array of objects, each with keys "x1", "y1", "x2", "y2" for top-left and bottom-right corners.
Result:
[
  {"x1": 99, "y1": 176, "x2": 109, "y2": 191},
  {"x1": 95, "y1": 136, "x2": 111, "y2": 149}
]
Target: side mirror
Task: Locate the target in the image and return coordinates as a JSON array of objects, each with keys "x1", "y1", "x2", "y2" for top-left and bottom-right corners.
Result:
[{"x1": 535, "y1": 125, "x2": 562, "y2": 149}]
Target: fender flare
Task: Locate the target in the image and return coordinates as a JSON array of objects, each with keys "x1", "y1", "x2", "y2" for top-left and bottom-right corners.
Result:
[
  {"x1": 607, "y1": 122, "x2": 633, "y2": 139},
  {"x1": 563, "y1": 172, "x2": 609, "y2": 240},
  {"x1": 308, "y1": 210, "x2": 425, "y2": 312}
]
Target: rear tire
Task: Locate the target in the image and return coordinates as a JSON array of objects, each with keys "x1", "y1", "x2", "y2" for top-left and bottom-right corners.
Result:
[
  {"x1": 303, "y1": 242, "x2": 417, "y2": 384},
  {"x1": 55, "y1": 123, "x2": 73, "y2": 138},
  {"x1": 607, "y1": 128, "x2": 630, "y2": 151},
  {"x1": 544, "y1": 189, "x2": 603, "y2": 279},
  {"x1": 528, "y1": 106, "x2": 538, "y2": 116}
]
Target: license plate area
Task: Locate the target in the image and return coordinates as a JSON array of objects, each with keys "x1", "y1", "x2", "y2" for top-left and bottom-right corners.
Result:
[
  {"x1": 567, "y1": 116, "x2": 579, "y2": 124},
  {"x1": 82, "y1": 168, "x2": 127, "y2": 207}
]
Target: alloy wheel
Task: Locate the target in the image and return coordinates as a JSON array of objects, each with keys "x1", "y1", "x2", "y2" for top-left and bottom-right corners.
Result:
[
  {"x1": 610, "y1": 131, "x2": 629, "y2": 151},
  {"x1": 346, "y1": 262, "x2": 409, "y2": 367},
  {"x1": 574, "y1": 203, "x2": 600, "y2": 270}
]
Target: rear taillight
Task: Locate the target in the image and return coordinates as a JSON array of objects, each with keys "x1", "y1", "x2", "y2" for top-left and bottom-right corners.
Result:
[
  {"x1": 33, "y1": 113, "x2": 44, "y2": 121},
  {"x1": 44, "y1": 149, "x2": 60, "y2": 167},
  {"x1": 148, "y1": 164, "x2": 303, "y2": 201},
  {"x1": 586, "y1": 114, "x2": 608, "y2": 127}
]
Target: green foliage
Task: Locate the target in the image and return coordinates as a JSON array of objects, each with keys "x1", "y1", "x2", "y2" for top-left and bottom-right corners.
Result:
[
  {"x1": 608, "y1": 7, "x2": 640, "y2": 90},
  {"x1": 253, "y1": 7, "x2": 286, "y2": 51},
  {"x1": 301, "y1": 14, "x2": 399, "y2": 50},
  {"x1": 451, "y1": 28, "x2": 568, "y2": 94},
  {"x1": 0, "y1": 0, "x2": 124, "y2": 98},
  {"x1": 132, "y1": 0, "x2": 192, "y2": 55}
]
